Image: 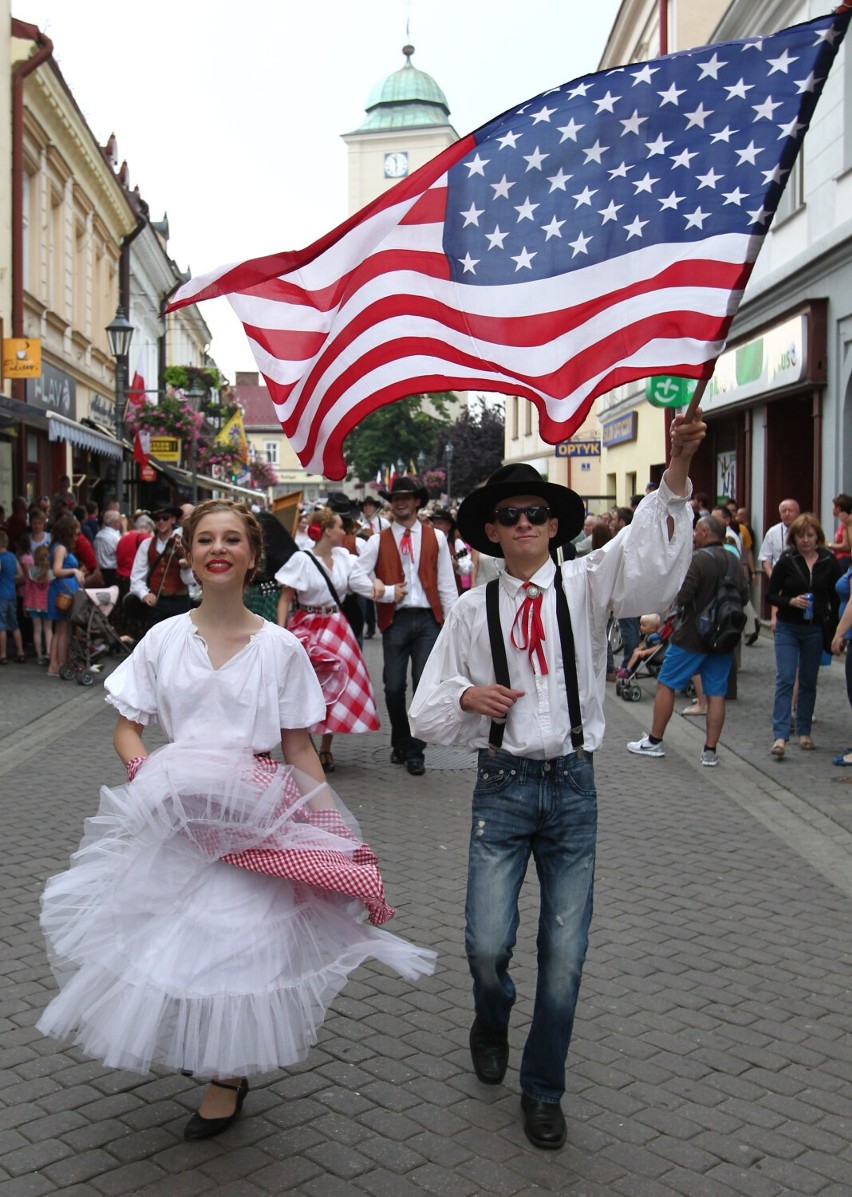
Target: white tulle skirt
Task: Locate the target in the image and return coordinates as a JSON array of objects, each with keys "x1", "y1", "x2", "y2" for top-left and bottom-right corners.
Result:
[{"x1": 37, "y1": 745, "x2": 435, "y2": 1077}]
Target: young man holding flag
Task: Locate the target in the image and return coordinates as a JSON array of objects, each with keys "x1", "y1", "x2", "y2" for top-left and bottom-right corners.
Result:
[{"x1": 409, "y1": 411, "x2": 706, "y2": 1148}]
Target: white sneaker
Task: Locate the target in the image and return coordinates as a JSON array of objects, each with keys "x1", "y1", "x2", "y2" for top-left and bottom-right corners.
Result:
[{"x1": 627, "y1": 734, "x2": 665, "y2": 757}]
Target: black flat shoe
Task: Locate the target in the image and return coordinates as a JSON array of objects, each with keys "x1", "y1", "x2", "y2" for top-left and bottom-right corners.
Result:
[
  {"x1": 390, "y1": 746, "x2": 406, "y2": 764},
  {"x1": 521, "y1": 1093, "x2": 566, "y2": 1149},
  {"x1": 469, "y1": 1016, "x2": 509, "y2": 1085},
  {"x1": 183, "y1": 1078, "x2": 249, "y2": 1141},
  {"x1": 406, "y1": 758, "x2": 426, "y2": 776}
]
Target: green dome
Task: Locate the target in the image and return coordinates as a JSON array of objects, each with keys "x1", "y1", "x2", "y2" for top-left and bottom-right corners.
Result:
[{"x1": 358, "y1": 45, "x2": 451, "y2": 131}]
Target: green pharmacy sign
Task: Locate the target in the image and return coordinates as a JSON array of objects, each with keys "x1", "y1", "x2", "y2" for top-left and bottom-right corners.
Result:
[{"x1": 645, "y1": 376, "x2": 698, "y2": 408}]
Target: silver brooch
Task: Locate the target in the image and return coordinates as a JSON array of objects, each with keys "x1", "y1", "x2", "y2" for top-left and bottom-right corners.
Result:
[{"x1": 525, "y1": 584, "x2": 541, "y2": 598}]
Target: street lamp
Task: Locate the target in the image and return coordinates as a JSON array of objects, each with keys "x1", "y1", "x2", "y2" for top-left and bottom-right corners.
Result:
[
  {"x1": 445, "y1": 442, "x2": 454, "y2": 504},
  {"x1": 186, "y1": 378, "x2": 205, "y2": 505},
  {"x1": 105, "y1": 306, "x2": 134, "y2": 512},
  {"x1": 417, "y1": 449, "x2": 426, "y2": 476}
]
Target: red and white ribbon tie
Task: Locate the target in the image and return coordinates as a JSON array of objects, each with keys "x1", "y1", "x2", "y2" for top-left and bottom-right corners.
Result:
[
  {"x1": 400, "y1": 529, "x2": 413, "y2": 557},
  {"x1": 511, "y1": 582, "x2": 548, "y2": 675}
]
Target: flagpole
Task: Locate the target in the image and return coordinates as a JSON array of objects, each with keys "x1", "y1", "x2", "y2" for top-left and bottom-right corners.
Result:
[{"x1": 681, "y1": 377, "x2": 709, "y2": 424}]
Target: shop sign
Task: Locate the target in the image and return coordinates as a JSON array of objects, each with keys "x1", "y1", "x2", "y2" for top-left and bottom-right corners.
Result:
[
  {"x1": 602, "y1": 412, "x2": 638, "y2": 447},
  {"x1": 704, "y1": 313, "x2": 808, "y2": 412},
  {"x1": 556, "y1": 439, "x2": 601, "y2": 457},
  {"x1": 26, "y1": 362, "x2": 76, "y2": 418},
  {"x1": 148, "y1": 436, "x2": 181, "y2": 461},
  {"x1": 89, "y1": 392, "x2": 116, "y2": 431},
  {"x1": 645, "y1": 375, "x2": 698, "y2": 408},
  {"x1": 2, "y1": 338, "x2": 41, "y2": 380},
  {"x1": 140, "y1": 463, "x2": 157, "y2": 482}
]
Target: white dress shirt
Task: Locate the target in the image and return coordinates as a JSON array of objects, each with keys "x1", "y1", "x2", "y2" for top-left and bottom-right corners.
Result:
[
  {"x1": 359, "y1": 521, "x2": 458, "y2": 618},
  {"x1": 94, "y1": 525, "x2": 121, "y2": 570},
  {"x1": 408, "y1": 478, "x2": 693, "y2": 757},
  {"x1": 361, "y1": 513, "x2": 389, "y2": 536},
  {"x1": 758, "y1": 521, "x2": 788, "y2": 569}
]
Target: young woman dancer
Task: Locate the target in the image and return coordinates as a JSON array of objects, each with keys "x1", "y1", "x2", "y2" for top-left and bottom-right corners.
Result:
[
  {"x1": 37, "y1": 500, "x2": 434, "y2": 1140},
  {"x1": 275, "y1": 505, "x2": 386, "y2": 772}
]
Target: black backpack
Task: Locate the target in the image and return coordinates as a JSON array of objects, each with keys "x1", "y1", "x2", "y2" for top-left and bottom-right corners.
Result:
[{"x1": 694, "y1": 548, "x2": 747, "y2": 654}]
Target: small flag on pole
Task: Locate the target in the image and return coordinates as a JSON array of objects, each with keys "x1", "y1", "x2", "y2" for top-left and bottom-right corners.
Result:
[
  {"x1": 215, "y1": 409, "x2": 249, "y2": 463},
  {"x1": 133, "y1": 430, "x2": 151, "y2": 466}
]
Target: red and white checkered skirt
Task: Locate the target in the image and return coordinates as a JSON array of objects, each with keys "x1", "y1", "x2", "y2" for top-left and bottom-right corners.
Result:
[{"x1": 289, "y1": 609, "x2": 380, "y2": 735}]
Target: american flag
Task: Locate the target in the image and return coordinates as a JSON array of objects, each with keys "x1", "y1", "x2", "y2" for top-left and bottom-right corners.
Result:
[{"x1": 168, "y1": 11, "x2": 849, "y2": 480}]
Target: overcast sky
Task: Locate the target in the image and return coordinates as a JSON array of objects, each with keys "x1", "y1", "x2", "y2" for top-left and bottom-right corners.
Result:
[{"x1": 17, "y1": 0, "x2": 622, "y2": 379}]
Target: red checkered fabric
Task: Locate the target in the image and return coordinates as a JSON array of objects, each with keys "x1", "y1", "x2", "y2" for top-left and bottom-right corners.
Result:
[
  {"x1": 221, "y1": 763, "x2": 394, "y2": 926},
  {"x1": 222, "y1": 841, "x2": 394, "y2": 926},
  {"x1": 288, "y1": 610, "x2": 380, "y2": 735}
]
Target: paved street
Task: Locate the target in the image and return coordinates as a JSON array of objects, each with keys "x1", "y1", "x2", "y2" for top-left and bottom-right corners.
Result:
[{"x1": 1, "y1": 631, "x2": 851, "y2": 1196}]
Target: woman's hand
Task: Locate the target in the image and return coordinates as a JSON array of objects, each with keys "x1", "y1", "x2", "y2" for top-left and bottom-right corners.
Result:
[{"x1": 789, "y1": 594, "x2": 810, "y2": 610}]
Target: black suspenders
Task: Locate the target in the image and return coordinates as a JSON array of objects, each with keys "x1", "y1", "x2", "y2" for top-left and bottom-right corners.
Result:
[{"x1": 485, "y1": 577, "x2": 585, "y2": 758}]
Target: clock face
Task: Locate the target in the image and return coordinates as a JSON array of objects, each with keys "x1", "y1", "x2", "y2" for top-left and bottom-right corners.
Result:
[{"x1": 384, "y1": 151, "x2": 409, "y2": 179}]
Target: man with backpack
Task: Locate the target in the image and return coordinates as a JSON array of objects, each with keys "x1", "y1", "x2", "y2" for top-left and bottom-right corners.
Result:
[{"x1": 627, "y1": 515, "x2": 749, "y2": 767}]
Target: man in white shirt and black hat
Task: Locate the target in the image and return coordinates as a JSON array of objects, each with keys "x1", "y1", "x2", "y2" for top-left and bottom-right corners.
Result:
[
  {"x1": 359, "y1": 476, "x2": 458, "y2": 775},
  {"x1": 408, "y1": 412, "x2": 706, "y2": 1149}
]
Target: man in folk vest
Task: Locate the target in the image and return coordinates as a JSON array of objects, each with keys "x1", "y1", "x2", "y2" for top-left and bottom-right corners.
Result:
[
  {"x1": 128, "y1": 499, "x2": 193, "y2": 630},
  {"x1": 409, "y1": 414, "x2": 705, "y2": 1149},
  {"x1": 359, "y1": 477, "x2": 458, "y2": 775}
]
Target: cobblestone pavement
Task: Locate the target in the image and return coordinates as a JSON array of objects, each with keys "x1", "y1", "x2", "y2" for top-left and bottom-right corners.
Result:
[{"x1": 0, "y1": 631, "x2": 850, "y2": 1196}]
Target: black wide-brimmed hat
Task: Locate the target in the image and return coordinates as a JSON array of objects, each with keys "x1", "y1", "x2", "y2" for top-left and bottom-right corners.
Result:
[
  {"x1": 456, "y1": 464, "x2": 585, "y2": 557},
  {"x1": 325, "y1": 491, "x2": 360, "y2": 519},
  {"x1": 429, "y1": 507, "x2": 457, "y2": 532},
  {"x1": 150, "y1": 495, "x2": 182, "y2": 519},
  {"x1": 379, "y1": 476, "x2": 428, "y2": 508},
  {"x1": 360, "y1": 494, "x2": 382, "y2": 510}
]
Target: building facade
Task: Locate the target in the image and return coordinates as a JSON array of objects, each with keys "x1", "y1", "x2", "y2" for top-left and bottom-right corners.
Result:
[
  {"x1": 594, "y1": 0, "x2": 852, "y2": 541},
  {"x1": 700, "y1": 0, "x2": 852, "y2": 540},
  {"x1": 0, "y1": 18, "x2": 222, "y2": 519},
  {"x1": 2, "y1": 19, "x2": 136, "y2": 513}
]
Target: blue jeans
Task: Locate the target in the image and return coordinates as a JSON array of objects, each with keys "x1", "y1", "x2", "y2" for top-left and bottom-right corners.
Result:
[
  {"x1": 465, "y1": 748, "x2": 597, "y2": 1102},
  {"x1": 382, "y1": 608, "x2": 442, "y2": 760},
  {"x1": 772, "y1": 621, "x2": 824, "y2": 739},
  {"x1": 619, "y1": 617, "x2": 641, "y2": 670}
]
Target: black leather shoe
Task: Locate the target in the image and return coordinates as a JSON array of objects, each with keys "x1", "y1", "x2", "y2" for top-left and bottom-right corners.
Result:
[
  {"x1": 406, "y1": 757, "x2": 426, "y2": 776},
  {"x1": 469, "y1": 1016, "x2": 509, "y2": 1085},
  {"x1": 521, "y1": 1093, "x2": 566, "y2": 1149},
  {"x1": 390, "y1": 746, "x2": 406, "y2": 764},
  {"x1": 519, "y1": 1096, "x2": 564, "y2": 1149},
  {"x1": 184, "y1": 1078, "x2": 249, "y2": 1141}
]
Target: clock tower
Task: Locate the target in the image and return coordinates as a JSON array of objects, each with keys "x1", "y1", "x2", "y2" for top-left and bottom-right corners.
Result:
[{"x1": 342, "y1": 44, "x2": 457, "y2": 214}]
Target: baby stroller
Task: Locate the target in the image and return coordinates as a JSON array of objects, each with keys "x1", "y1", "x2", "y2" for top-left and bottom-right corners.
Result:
[
  {"x1": 60, "y1": 586, "x2": 132, "y2": 686},
  {"x1": 615, "y1": 613, "x2": 675, "y2": 702}
]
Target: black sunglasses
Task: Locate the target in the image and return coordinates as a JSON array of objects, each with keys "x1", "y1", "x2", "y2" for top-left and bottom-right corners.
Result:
[{"x1": 491, "y1": 504, "x2": 552, "y2": 527}]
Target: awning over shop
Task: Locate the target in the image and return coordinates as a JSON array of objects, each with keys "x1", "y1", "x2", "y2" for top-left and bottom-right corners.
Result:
[
  {"x1": 0, "y1": 392, "x2": 50, "y2": 432},
  {"x1": 152, "y1": 460, "x2": 258, "y2": 500},
  {"x1": 47, "y1": 411, "x2": 122, "y2": 460}
]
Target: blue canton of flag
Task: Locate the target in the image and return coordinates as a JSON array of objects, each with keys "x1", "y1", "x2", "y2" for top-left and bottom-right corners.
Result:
[
  {"x1": 446, "y1": 15, "x2": 847, "y2": 283},
  {"x1": 169, "y1": 11, "x2": 850, "y2": 480}
]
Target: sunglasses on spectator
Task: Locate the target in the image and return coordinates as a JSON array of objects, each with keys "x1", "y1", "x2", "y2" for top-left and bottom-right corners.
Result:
[{"x1": 491, "y1": 505, "x2": 552, "y2": 527}]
